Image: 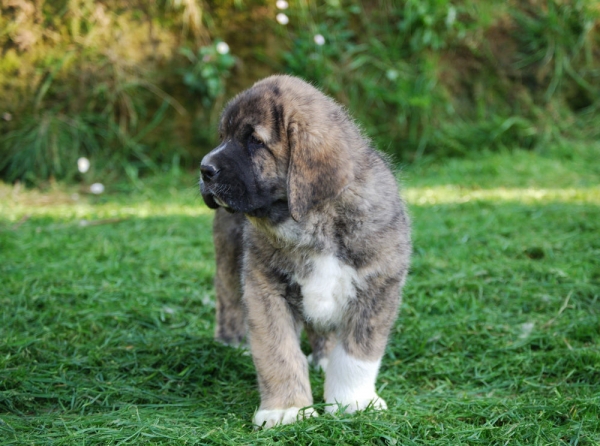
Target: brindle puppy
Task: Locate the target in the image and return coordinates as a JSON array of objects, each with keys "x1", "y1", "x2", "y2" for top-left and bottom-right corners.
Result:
[{"x1": 200, "y1": 75, "x2": 411, "y2": 428}]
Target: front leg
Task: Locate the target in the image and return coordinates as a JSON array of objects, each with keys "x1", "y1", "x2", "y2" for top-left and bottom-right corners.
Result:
[
  {"x1": 244, "y1": 266, "x2": 316, "y2": 428},
  {"x1": 323, "y1": 343, "x2": 387, "y2": 413},
  {"x1": 324, "y1": 276, "x2": 401, "y2": 414},
  {"x1": 213, "y1": 209, "x2": 246, "y2": 345}
]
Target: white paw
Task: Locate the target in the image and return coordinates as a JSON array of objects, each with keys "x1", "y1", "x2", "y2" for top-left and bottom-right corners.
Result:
[
  {"x1": 325, "y1": 394, "x2": 387, "y2": 414},
  {"x1": 253, "y1": 407, "x2": 318, "y2": 429},
  {"x1": 307, "y1": 353, "x2": 329, "y2": 372},
  {"x1": 324, "y1": 344, "x2": 387, "y2": 415}
]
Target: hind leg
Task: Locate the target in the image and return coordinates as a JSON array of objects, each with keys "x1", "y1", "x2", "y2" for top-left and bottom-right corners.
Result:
[{"x1": 306, "y1": 325, "x2": 336, "y2": 372}]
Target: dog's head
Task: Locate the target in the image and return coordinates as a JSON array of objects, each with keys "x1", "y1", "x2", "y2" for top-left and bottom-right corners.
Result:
[{"x1": 200, "y1": 75, "x2": 360, "y2": 222}]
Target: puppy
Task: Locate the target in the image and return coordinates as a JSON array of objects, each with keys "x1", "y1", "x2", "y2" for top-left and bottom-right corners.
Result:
[{"x1": 200, "y1": 75, "x2": 411, "y2": 428}]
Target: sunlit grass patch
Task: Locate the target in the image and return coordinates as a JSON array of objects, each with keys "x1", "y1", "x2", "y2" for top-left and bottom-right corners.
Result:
[
  {"x1": 1, "y1": 199, "x2": 212, "y2": 223},
  {"x1": 405, "y1": 185, "x2": 600, "y2": 205},
  {"x1": 0, "y1": 174, "x2": 209, "y2": 224}
]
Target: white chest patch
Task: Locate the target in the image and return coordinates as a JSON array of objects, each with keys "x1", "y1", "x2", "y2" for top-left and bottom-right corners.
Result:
[{"x1": 295, "y1": 255, "x2": 358, "y2": 328}]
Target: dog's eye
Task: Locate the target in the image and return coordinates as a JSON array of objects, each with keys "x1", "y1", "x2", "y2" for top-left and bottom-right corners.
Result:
[{"x1": 248, "y1": 134, "x2": 264, "y2": 149}]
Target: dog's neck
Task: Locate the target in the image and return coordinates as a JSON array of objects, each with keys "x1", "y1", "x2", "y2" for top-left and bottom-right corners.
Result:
[
  {"x1": 246, "y1": 200, "x2": 336, "y2": 254},
  {"x1": 244, "y1": 199, "x2": 290, "y2": 224}
]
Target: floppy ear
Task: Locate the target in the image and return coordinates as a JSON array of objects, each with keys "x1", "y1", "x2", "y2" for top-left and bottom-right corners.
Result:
[{"x1": 287, "y1": 121, "x2": 355, "y2": 221}]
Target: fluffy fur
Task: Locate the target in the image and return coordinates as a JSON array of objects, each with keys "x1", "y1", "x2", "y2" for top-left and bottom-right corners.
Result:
[{"x1": 199, "y1": 75, "x2": 411, "y2": 428}]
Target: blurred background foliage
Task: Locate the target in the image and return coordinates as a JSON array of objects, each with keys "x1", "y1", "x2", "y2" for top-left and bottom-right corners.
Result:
[{"x1": 0, "y1": 0, "x2": 599, "y2": 184}]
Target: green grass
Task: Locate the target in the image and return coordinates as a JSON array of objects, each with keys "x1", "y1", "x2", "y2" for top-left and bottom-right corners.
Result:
[{"x1": 1, "y1": 145, "x2": 599, "y2": 444}]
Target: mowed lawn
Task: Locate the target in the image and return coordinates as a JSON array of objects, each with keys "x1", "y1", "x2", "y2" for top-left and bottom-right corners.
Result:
[{"x1": 1, "y1": 146, "x2": 599, "y2": 445}]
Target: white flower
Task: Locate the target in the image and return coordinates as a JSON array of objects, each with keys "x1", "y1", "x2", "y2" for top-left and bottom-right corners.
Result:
[
  {"x1": 446, "y1": 6, "x2": 456, "y2": 27},
  {"x1": 77, "y1": 157, "x2": 90, "y2": 173},
  {"x1": 276, "y1": 13, "x2": 289, "y2": 25},
  {"x1": 216, "y1": 41, "x2": 230, "y2": 55},
  {"x1": 519, "y1": 322, "x2": 535, "y2": 339},
  {"x1": 386, "y1": 69, "x2": 399, "y2": 81},
  {"x1": 314, "y1": 34, "x2": 325, "y2": 46},
  {"x1": 276, "y1": 0, "x2": 289, "y2": 9},
  {"x1": 162, "y1": 306, "x2": 176, "y2": 315},
  {"x1": 90, "y1": 183, "x2": 105, "y2": 194}
]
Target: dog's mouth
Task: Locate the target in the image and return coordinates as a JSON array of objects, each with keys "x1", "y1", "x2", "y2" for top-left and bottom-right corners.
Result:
[
  {"x1": 200, "y1": 180, "x2": 220, "y2": 208},
  {"x1": 200, "y1": 181, "x2": 236, "y2": 212},
  {"x1": 211, "y1": 196, "x2": 225, "y2": 207},
  {"x1": 213, "y1": 195, "x2": 233, "y2": 210},
  {"x1": 200, "y1": 173, "x2": 288, "y2": 218}
]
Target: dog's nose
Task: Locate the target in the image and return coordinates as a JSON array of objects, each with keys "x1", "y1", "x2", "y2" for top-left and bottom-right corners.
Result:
[{"x1": 200, "y1": 164, "x2": 219, "y2": 183}]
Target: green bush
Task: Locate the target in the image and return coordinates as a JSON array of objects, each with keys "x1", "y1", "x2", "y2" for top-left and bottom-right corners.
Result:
[
  {"x1": 1, "y1": 0, "x2": 599, "y2": 182},
  {"x1": 0, "y1": 0, "x2": 237, "y2": 184},
  {"x1": 279, "y1": 0, "x2": 600, "y2": 159}
]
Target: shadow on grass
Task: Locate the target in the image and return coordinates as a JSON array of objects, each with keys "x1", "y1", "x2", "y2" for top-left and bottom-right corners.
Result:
[
  {"x1": 0, "y1": 335, "x2": 258, "y2": 417},
  {"x1": 0, "y1": 213, "x2": 260, "y2": 419}
]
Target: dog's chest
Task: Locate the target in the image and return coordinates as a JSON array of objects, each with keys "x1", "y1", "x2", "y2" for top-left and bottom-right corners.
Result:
[{"x1": 293, "y1": 254, "x2": 358, "y2": 328}]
